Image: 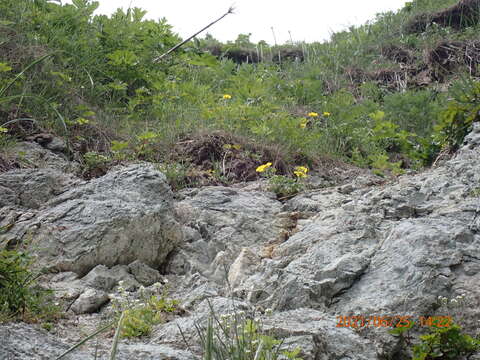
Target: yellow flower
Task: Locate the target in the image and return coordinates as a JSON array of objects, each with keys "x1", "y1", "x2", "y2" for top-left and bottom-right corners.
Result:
[
  {"x1": 300, "y1": 122, "x2": 307, "y2": 129},
  {"x1": 256, "y1": 162, "x2": 272, "y2": 173},
  {"x1": 223, "y1": 94, "x2": 232, "y2": 99},
  {"x1": 307, "y1": 112, "x2": 319, "y2": 117},
  {"x1": 323, "y1": 112, "x2": 331, "y2": 117},
  {"x1": 293, "y1": 166, "x2": 308, "y2": 178}
]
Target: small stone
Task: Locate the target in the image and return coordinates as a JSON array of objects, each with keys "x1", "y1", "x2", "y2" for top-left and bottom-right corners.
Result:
[
  {"x1": 70, "y1": 288, "x2": 109, "y2": 314},
  {"x1": 128, "y1": 260, "x2": 162, "y2": 286}
]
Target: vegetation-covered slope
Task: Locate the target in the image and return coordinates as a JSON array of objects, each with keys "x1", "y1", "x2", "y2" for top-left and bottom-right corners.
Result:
[{"x1": 0, "y1": 0, "x2": 479, "y2": 186}]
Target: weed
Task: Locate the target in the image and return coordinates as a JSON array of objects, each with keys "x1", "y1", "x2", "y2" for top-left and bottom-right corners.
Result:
[
  {"x1": 434, "y1": 79, "x2": 480, "y2": 150},
  {"x1": 470, "y1": 187, "x2": 480, "y2": 197},
  {"x1": 412, "y1": 324, "x2": 480, "y2": 360},
  {"x1": 109, "y1": 282, "x2": 179, "y2": 338},
  {"x1": 81, "y1": 151, "x2": 112, "y2": 178},
  {"x1": 256, "y1": 162, "x2": 307, "y2": 198},
  {"x1": 0, "y1": 247, "x2": 60, "y2": 323},
  {"x1": 268, "y1": 175, "x2": 304, "y2": 199},
  {"x1": 192, "y1": 304, "x2": 303, "y2": 360}
]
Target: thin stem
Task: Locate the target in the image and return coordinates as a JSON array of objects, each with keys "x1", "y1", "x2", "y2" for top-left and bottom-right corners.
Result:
[{"x1": 154, "y1": 7, "x2": 235, "y2": 62}]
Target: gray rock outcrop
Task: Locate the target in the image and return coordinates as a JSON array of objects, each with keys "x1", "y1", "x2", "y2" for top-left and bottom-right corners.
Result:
[
  {"x1": 0, "y1": 162, "x2": 183, "y2": 276},
  {"x1": 1, "y1": 124, "x2": 479, "y2": 359}
]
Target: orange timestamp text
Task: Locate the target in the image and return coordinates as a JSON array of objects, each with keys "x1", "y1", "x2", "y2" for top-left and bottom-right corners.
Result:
[{"x1": 336, "y1": 315, "x2": 452, "y2": 328}]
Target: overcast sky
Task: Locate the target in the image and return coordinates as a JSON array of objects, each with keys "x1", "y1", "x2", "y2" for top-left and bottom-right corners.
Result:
[{"x1": 63, "y1": 0, "x2": 409, "y2": 44}]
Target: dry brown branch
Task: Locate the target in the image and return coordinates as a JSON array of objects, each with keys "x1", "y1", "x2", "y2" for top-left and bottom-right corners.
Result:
[{"x1": 154, "y1": 6, "x2": 235, "y2": 62}]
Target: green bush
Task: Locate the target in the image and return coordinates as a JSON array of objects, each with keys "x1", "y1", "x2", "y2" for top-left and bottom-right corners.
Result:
[
  {"x1": 433, "y1": 80, "x2": 480, "y2": 150},
  {"x1": 412, "y1": 324, "x2": 480, "y2": 360},
  {"x1": 256, "y1": 163, "x2": 307, "y2": 198},
  {"x1": 268, "y1": 175, "x2": 304, "y2": 199},
  {"x1": 110, "y1": 282, "x2": 179, "y2": 338},
  {"x1": 1, "y1": 0, "x2": 479, "y2": 189},
  {"x1": 0, "y1": 248, "x2": 58, "y2": 322}
]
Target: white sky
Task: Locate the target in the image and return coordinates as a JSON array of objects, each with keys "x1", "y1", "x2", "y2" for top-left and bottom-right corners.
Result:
[{"x1": 63, "y1": 0, "x2": 409, "y2": 44}]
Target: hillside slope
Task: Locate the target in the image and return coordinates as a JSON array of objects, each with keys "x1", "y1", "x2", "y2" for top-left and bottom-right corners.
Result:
[{"x1": 0, "y1": 0, "x2": 479, "y2": 189}]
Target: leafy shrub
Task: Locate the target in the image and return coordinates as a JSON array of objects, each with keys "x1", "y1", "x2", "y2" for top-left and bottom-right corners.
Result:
[
  {"x1": 433, "y1": 80, "x2": 480, "y2": 150},
  {"x1": 110, "y1": 282, "x2": 178, "y2": 338},
  {"x1": 156, "y1": 162, "x2": 194, "y2": 191},
  {"x1": 267, "y1": 175, "x2": 304, "y2": 199},
  {"x1": 0, "y1": 247, "x2": 58, "y2": 322},
  {"x1": 382, "y1": 89, "x2": 443, "y2": 137},
  {"x1": 412, "y1": 324, "x2": 480, "y2": 360},
  {"x1": 256, "y1": 162, "x2": 307, "y2": 198},
  {"x1": 82, "y1": 151, "x2": 112, "y2": 177}
]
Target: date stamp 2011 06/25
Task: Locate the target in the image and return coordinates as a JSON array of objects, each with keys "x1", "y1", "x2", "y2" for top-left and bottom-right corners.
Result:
[{"x1": 336, "y1": 315, "x2": 452, "y2": 328}]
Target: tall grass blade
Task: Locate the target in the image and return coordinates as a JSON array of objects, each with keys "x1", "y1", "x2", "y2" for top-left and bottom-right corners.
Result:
[
  {"x1": 109, "y1": 311, "x2": 126, "y2": 360},
  {"x1": 0, "y1": 53, "x2": 55, "y2": 98},
  {"x1": 253, "y1": 339, "x2": 264, "y2": 360},
  {"x1": 54, "y1": 321, "x2": 115, "y2": 360}
]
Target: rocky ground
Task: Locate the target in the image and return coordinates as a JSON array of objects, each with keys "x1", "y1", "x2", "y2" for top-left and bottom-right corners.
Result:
[{"x1": 1, "y1": 124, "x2": 480, "y2": 360}]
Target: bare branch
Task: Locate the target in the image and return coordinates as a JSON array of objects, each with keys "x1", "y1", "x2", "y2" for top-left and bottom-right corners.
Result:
[{"x1": 154, "y1": 6, "x2": 235, "y2": 62}]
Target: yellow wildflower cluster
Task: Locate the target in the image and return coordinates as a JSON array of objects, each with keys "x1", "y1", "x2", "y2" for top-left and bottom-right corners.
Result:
[
  {"x1": 307, "y1": 111, "x2": 331, "y2": 117},
  {"x1": 293, "y1": 166, "x2": 308, "y2": 178},
  {"x1": 256, "y1": 162, "x2": 272, "y2": 173},
  {"x1": 223, "y1": 94, "x2": 232, "y2": 99}
]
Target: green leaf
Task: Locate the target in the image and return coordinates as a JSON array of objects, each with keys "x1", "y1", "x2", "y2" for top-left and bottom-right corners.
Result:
[
  {"x1": 0, "y1": 63, "x2": 12, "y2": 72},
  {"x1": 111, "y1": 141, "x2": 129, "y2": 152},
  {"x1": 107, "y1": 50, "x2": 138, "y2": 67}
]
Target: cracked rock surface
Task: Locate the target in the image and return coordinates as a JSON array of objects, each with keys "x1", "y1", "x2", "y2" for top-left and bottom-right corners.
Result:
[{"x1": 0, "y1": 124, "x2": 479, "y2": 359}]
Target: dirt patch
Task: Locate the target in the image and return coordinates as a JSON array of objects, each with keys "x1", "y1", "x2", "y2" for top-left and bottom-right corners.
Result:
[
  {"x1": 370, "y1": 69, "x2": 408, "y2": 88},
  {"x1": 0, "y1": 154, "x2": 19, "y2": 173},
  {"x1": 346, "y1": 66, "x2": 410, "y2": 90},
  {"x1": 426, "y1": 40, "x2": 480, "y2": 79},
  {"x1": 173, "y1": 131, "x2": 289, "y2": 183},
  {"x1": 406, "y1": 0, "x2": 480, "y2": 33},
  {"x1": 381, "y1": 44, "x2": 416, "y2": 64}
]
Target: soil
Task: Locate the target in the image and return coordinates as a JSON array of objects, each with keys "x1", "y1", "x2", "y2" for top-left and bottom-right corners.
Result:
[
  {"x1": 427, "y1": 40, "x2": 480, "y2": 79},
  {"x1": 381, "y1": 44, "x2": 416, "y2": 64},
  {"x1": 406, "y1": 0, "x2": 480, "y2": 34},
  {"x1": 172, "y1": 130, "x2": 289, "y2": 182}
]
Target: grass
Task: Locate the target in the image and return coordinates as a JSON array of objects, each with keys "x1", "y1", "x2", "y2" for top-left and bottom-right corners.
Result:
[
  {"x1": 1, "y1": 3, "x2": 479, "y2": 358},
  {"x1": 1, "y1": 0, "x2": 479, "y2": 184},
  {"x1": 0, "y1": 246, "x2": 61, "y2": 324}
]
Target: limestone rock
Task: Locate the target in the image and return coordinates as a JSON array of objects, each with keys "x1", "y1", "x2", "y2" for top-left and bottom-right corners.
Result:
[
  {"x1": 227, "y1": 247, "x2": 261, "y2": 288},
  {"x1": 168, "y1": 186, "x2": 284, "y2": 282},
  {"x1": 82, "y1": 264, "x2": 136, "y2": 291},
  {"x1": 128, "y1": 260, "x2": 162, "y2": 286},
  {"x1": 70, "y1": 288, "x2": 109, "y2": 314},
  {"x1": 1, "y1": 164, "x2": 183, "y2": 276},
  {"x1": 8, "y1": 141, "x2": 77, "y2": 172},
  {"x1": 0, "y1": 168, "x2": 79, "y2": 209}
]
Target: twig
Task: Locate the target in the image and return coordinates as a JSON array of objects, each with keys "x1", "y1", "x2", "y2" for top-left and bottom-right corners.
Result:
[{"x1": 154, "y1": 6, "x2": 235, "y2": 62}]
